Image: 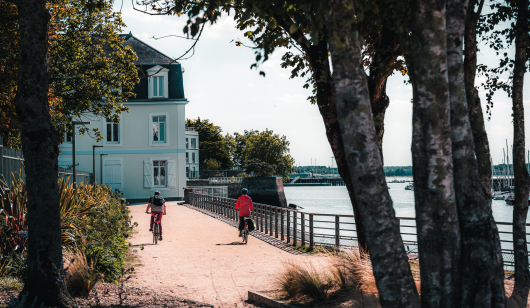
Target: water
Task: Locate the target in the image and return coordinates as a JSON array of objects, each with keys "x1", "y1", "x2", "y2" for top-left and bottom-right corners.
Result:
[{"x1": 284, "y1": 182, "x2": 520, "y2": 223}]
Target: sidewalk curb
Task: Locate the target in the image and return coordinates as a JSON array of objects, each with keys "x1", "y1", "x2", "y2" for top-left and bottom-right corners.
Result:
[{"x1": 248, "y1": 291, "x2": 298, "y2": 308}]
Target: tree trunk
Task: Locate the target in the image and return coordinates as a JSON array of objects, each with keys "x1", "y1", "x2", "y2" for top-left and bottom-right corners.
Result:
[
  {"x1": 325, "y1": 1, "x2": 420, "y2": 307},
  {"x1": 464, "y1": 0, "x2": 491, "y2": 203},
  {"x1": 276, "y1": 13, "x2": 369, "y2": 253},
  {"x1": 511, "y1": 0, "x2": 530, "y2": 304},
  {"x1": 15, "y1": 0, "x2": 73, "y2": 306},
  {"x1": 447, "y1": 0, "x2": 506, "y2": 306},
  {"x1": 307, "y1": 38, "x2": 368, "y2": 253},
  {"x1": 409, "y1": 0, "x2": 461, "y2": 306},
  {"x1": 367, "y1": 25, "x2": 401, "y2": 162}
]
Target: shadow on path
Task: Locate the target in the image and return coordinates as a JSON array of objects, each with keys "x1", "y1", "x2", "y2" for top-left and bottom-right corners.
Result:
[{"x1": 184, "y1": 204, "x2": 304, "y2": 255}]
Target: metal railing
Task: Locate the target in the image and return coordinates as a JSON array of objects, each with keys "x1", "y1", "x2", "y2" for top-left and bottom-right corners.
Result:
[
  {"x1": 208, "y1": 177, "x2": 244, "y2": 184},
  {"x1": 58, "y1": 167, "x2": 92, "y2": 185},
  {"x1": 189, "y1": 186, "x2": 228, "y2": 198},
  {"x1": 188, "y1": 192, "x2": 530, "y2": 270},
  {"x1": 0, "y1": 137, "x2": 25, "y2": 184}
]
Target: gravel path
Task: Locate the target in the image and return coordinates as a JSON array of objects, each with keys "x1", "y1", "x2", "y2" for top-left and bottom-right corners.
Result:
[{"x1": 127, "y1": 202, "x2": 327, "y2": 308}]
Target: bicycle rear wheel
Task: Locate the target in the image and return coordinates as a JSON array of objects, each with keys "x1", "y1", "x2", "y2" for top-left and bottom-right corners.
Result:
[
  {"x1": 242, "y1": 228, "x2": 248, "y2": 244},
  {"x1": 153, "y1": 223, "x2": 159, "y2": 245}
]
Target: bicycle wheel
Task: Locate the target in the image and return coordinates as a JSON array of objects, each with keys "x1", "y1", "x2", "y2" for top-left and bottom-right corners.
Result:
[
  {"x1": 243, "y1": 228, "x2": 248, "y2": 244},
  {"x1": 153, "y1": 223, "x2": 158, "y2": 245}
]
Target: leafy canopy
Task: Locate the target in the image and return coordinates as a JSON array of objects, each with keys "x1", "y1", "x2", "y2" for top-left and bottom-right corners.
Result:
[
  {"x1": 0, "y1": 0, "x2": 139, "y2": 148},
  {"x1": 186, "y1": 118, "x2": 232, "y2": 170},
  {"x1": 228, "y1": 129, "x2": 294, "y2": 177}
]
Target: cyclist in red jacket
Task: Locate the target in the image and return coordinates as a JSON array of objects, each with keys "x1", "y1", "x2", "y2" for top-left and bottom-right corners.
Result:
[{"x1": 235, "y1": 188, "x2": 253, "y2": 237}]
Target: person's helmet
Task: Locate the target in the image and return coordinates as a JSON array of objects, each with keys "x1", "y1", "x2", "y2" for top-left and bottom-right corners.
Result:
[{"x1": 241, "y1": 188, "x2": 248, "y2": 195}]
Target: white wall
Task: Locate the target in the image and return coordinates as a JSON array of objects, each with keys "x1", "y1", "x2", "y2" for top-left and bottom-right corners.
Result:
[{"x1": 59, "y1": 100, "x2": 188, "y2": 200}]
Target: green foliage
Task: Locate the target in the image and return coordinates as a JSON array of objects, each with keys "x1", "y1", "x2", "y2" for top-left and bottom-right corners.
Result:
[
  {"x1": 186, "y1": 118, "x2": 232, "y2": 169},
  {"x1": 203, "y1": 158, "x2": 222, "y2": 170},
  {"x1": 0, "y1": 175, "x2": 132, "y2": 284},
  {"x1": 0, "y1": 0, "x2": 139, "y2": 147},
  {"x1": 229, "y1": 129, "x2": 294, "y2": 177},
  {"x1": 0, "y1": 276, "x2": 23, "y2": 291}
]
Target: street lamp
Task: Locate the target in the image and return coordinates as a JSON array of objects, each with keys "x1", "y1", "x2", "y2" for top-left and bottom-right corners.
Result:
[
  {"x1": 93, "y1": 145, "x2": 103, "y2": 184},
  {"x1": 70, "y1": 118, "x2": 91, "y2": 190}
]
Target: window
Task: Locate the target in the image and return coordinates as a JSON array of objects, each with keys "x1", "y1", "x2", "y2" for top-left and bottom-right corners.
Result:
[
  {"x1": 147, "y1": 66, "x2": 169, "y2": 99},
  {"x1": 152, "y1": 116, "x2": 166, "y2": 142},
  {"x1": 186, "y1": 138, "x2": 189, "y2": 149},
  {"x1": 144, "y1": 159, "x2": 175, "y2": 189},
  {"x1": 186, "y1": 152, "x2": 189, "y2": 163},
  {"x1": 153, "y1": 160, "x2": 166, "y2": 186},
  {"x1": 106, "y1": 118, "x2": 119, "y2": 143},
  {"x1": 63, "y1": 125, "x2": 72, "y2": 143},
  {"x1": 186, "y1": 167, "x2": 189, "y2": 178},
  {"x1": 192, "y1": 153, "x2": 196, "y2": 163},
  {"x1": 153, "y1": 76, "x2": 164, "y2": 97},
  {"x1": 191, "y1": 138, "x2": 196, "y2": 149}
]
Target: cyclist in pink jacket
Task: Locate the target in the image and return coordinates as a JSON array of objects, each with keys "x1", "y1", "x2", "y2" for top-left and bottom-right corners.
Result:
[{"x1": 235, "y1": 188, "x2": 253, "y2": 237}]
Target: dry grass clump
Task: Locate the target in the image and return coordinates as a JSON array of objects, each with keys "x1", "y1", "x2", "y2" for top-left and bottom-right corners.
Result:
[
  {"x1": 329, "y1": 249, "x2": 377, "y2": 293},
  {"x1": 63, "y1": 249, "x2": 99, "y2": 298},
  {"x1": 277, "y1": 260, "x2": 332, "y2": 301}
]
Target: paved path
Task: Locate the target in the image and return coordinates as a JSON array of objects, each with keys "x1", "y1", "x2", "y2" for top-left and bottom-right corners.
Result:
[{"x1": 127, "y1": 202, "x2": 327, "y2": 307}]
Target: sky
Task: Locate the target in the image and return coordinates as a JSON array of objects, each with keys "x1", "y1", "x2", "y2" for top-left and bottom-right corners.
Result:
[{"x1": 114, "y1": 1, "x2": 530, "y2": 167}]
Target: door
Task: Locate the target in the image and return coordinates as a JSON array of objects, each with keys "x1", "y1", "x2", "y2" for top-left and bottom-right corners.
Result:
[{"x1": 104, "y1": 159, "x2": 122, "y2": 190}]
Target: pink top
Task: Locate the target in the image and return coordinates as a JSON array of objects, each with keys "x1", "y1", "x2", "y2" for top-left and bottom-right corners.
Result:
[{"x1": 235, "y1": 195, "x2": 253, "y2": 217}]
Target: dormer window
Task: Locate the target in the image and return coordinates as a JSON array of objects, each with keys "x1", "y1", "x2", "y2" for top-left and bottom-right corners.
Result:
[
  {"x1": 153, "y1": 76, "x2": 164, "y2": 97},
  {"x1": 147, "y1": 65, "x2": 169, "y2": 99}
]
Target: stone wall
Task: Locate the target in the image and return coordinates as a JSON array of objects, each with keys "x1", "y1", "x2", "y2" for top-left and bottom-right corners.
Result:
[
  {"x1": 186, "y1": 177, "x2": 288, "y2": 207},
  {"x1": 241, "y1": 177, "x2": 287, "y2": 208}
]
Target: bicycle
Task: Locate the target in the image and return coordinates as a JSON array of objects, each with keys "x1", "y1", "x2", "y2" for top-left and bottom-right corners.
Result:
[
  {"x1": 151, "y1": 213, "x2": 161, "y2": 245},
  {"x1": 242, "y1": 217, "x2": 252, "y2": 244}
]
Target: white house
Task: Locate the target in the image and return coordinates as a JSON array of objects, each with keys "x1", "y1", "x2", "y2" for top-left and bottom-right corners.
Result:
[
  {"x1": 185, "y1": 127, "x2": 199, "y2": 178},
  {"x1": 58, "y1": 33, "x2": 188, "y2": 201}
]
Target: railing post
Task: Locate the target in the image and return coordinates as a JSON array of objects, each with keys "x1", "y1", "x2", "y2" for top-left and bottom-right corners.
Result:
[
  {"x1": 293, "y1": 211, "x2": 297, "y2": 246},
  {"x1": 269, "y1": 206, "x2": 273, "y2": 236},
  {"x1": 301, "y1": 213, "x2": 305, "y2": 247},
  {"x1": 335, "y1": 215, "x2": 340, "y2": 248},
  {"x1": 309, "y1": 214, "x2": 313, "y2": 249},
  {"x1": 265, "y1": 206, "x2": 269, "y2": 235},
  {"x1": 275, "y1": 207, "x2": 279, "y2": 238},
  {"x1": 286, "y1": 210, "x2": 290, "y2": 243},
  {"x1": 281, "y1": 209, "x2": 284, "y2": 241}
]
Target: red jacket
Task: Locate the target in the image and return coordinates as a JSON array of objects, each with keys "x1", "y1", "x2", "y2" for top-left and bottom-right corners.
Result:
[{"x1": 235, "y1": 195, "x2": 253, "y2": 217}]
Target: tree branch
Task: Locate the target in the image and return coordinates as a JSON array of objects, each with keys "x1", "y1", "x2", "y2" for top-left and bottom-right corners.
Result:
[{"x1": 274, "y1": 13, "x2": 312, "y2": 55}]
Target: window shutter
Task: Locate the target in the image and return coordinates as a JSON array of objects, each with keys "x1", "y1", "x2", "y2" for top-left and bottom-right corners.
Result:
[
  {"x1": 167, "y1": 160, "x2": 176, "y2": 187},
  {"x1": 143, "y1": 160, "x2": 153, "y2": 188}
]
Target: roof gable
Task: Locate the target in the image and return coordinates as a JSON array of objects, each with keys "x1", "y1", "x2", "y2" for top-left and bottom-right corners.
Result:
[{"x1": 121, "y1": 33, "x2": 175, "y2": 65}]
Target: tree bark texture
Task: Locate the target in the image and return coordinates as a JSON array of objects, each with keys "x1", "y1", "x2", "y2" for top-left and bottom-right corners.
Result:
[
  {"x1": 464, "y1": 0, "x2": 492, "y2": 203},
  {"x1": 325, "y1": 2, "x2": 420, "y2": 307},
  {"x1": 511, "y1": 0, "x2": 530, "y2": 303},
  {"x1": 447, "y1": 0, "x2": 506, "y2": 307},
  {"x1": 409, "y1": 0, "x2": 461, "y2": 306},
  {"x1": 275, "y1": 13, "x2": 369, "y2": 253},
  {"x1": 15, "y1": 0, "x2": 73, "y2": 306},
  {"x1": 367, "y1": 26, "x2": 401, "y2": 163},
  {"x1": 307, "y1": 38, "x2": 369, "y2": 253}
]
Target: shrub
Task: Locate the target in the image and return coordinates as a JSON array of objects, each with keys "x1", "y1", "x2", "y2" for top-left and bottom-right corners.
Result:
[
  {"x1": 64, "y1": 249, "x2": 98, "y2": 297},
  {"x1": 0, "y1": 174, "x2": 132, "y2": 285}
]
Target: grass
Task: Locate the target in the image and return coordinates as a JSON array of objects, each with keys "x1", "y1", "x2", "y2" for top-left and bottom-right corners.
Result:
[
  {"x1": 0, "y1": 277, "x2": 23, "y2": 292},
  {"x1": 63, "y1": 249, "x2": 99, "y2": 298},
  {"x1": 286, "y1": 244, "x2": 340, "y2": 254},
  {"x1": 275, "y1": 249, "x2": 422, "y2": 306},
  {"x1": 277, "y1": 260, "x2": 331, "y2": 301}
]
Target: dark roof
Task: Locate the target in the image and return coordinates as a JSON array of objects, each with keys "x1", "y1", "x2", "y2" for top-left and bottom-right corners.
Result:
[{"x1": 121, "y1": 32, "x2": 176, "y2": 65}]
